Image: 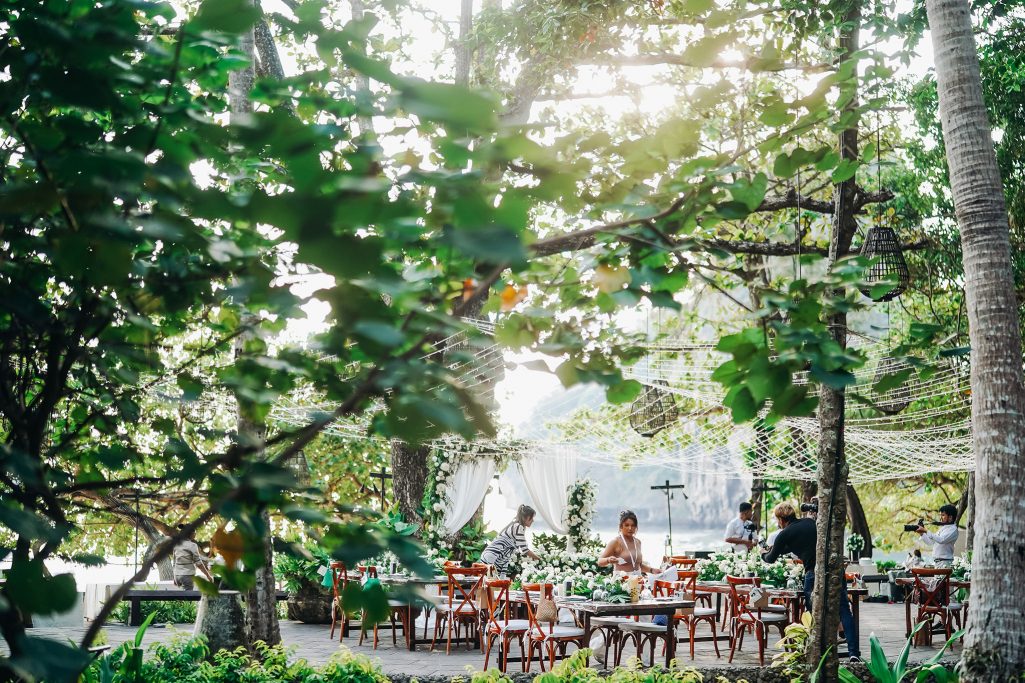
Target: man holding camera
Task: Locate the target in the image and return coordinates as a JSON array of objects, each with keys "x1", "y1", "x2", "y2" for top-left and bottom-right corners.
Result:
[
  {"x1": 914, "y1": 504, "x2": 959, "y2": 567},
  {"x1": 763, "y1": 501, "x2": 861, "y2": 661},
  {"x1": 724, "y1": 501, "x2": 759, "y2": 552}
]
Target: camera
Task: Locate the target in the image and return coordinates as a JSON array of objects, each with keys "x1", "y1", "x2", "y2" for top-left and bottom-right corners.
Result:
[
  {"x1": 800, "y1": 502, "x2": 818, "y2": 513},
  {"x1": 903, "y1": 518, "x2": 924, "y2": 532},
  {"x1": 743, "y1": 521, "x2": 758, "y2": 533}
]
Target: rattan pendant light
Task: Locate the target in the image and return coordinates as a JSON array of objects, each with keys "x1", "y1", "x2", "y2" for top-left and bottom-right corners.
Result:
[
  {"x1": 629, "y1": 379, "x2": 679, "y2": 438},
  {"x1": 859, "y1": 226, "x2": 910, "y2": 301},
  {"x1": 859, "y1": 124, "x2": 910, "y2": 302}
]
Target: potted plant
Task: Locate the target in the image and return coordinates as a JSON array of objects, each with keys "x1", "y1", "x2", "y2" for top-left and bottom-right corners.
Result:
[{"x1": 275, "y1": 545, "x2": 333, "y2": 624}]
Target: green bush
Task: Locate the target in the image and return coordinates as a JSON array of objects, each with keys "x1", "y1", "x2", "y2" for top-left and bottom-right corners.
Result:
[
  {"x1": 83, "y1": 634, "x2": 390, "y2": 683},
  {"x1": 110, "y1": 600, "x2": 198, "y2": 625}
]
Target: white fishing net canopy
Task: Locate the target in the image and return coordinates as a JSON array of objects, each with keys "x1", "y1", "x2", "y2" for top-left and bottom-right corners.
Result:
[{"x1": 267, "y1": 320, "x2": 974, "y2": 484}]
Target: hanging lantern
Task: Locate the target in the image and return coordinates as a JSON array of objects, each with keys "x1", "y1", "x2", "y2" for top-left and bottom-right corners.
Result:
[
  {"x1": 629, "y1": 380, "x2": 679, "y2": 438},
  {"x1": 859, "y1": 226, "x2": 910, "y2": 302},
  {"x1": 872, "y1": 356, "x2": 912, "y2": 415},
  {"x1": 284, "y1": 449, "x2": 312, "y2": 488}
]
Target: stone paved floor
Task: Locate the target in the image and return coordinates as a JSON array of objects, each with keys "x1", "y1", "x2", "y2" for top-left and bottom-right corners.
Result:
[{"x1": 19, "y1": 602, "x2": 959, "y2": 676}]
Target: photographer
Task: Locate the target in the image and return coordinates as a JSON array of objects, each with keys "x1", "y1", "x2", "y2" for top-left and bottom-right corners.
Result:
[
  {"x1": 763, "y1": 501, "x2": 861, "y2": 661},
  {"x1": 914, "y1": 504, "x2": 959, "y2": 567},
  {"x1": 724, "y1": 501, "x2": 759, "y2": 552}
]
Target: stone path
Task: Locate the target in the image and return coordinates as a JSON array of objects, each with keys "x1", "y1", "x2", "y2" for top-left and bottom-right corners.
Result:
[{"x1": 20, "y1": 601, "x2": 959, "y2": 677}]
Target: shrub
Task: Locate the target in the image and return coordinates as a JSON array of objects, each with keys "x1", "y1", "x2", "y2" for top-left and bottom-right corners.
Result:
[{"x1": 110, "y1": 599, "x2": 198, "y2": 625}]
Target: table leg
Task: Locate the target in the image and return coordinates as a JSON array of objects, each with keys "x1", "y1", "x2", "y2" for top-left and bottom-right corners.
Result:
[
  {"x1": 129, "y1": 598, "x2": 141, "y2": 627},
  {"x1": 407, "y1": 605, "x2": 415, "y2": 651},
  {"x1": 583, "y1": 613, "x2": 592, "y2": 667},
  {"x1": 664, "y1": 609, "x2": 675, "y2": 667}
]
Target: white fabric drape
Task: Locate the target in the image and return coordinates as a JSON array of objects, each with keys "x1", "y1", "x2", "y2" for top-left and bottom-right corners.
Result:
[
  {"x1": 518, "y1": 450, "x2": 577, "y2": 534},
  {"x1": 441, "y1": 459, "x2": 496, "y2": 535}
]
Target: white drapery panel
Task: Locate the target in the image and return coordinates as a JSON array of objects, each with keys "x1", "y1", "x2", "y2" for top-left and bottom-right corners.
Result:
[
  {"x1": 518, "y1": 449, "x2": 577, "y2": 534},
  {"x1": 442, "y1": 459, "x2": 497, "y2": 535}
]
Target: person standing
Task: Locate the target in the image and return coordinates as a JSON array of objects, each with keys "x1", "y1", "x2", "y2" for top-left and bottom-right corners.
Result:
[
  {"x1": 479, "y1": 504, "x2": 540, "y2": 575},
  {"x1": 762, "y1": 502, "x2": 861, "y2": 661},
  {"x1": 173, "y1": 524, "x2": 213, "y2": 590},
  {"x1": 915, "y1": 504, "x2": 959, "y2": 567},
  {"x1": 724, "y1": 501, "x2": 759, "y2": 552}
]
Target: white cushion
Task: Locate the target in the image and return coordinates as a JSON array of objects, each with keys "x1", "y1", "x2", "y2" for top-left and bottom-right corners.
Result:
[
  {"x1": 591, "y1": 616, "x2": 635, "y2": 626},
  {"x1": 388, "y1": 599, "x2": 408, "y2": 608},
  {"x1": 763, "y1": 604, "x2": 787, "y2": 612},
  {"x1": 436, "y1": 604, "x2": 477, "y2": 614},
  {"x1": 692, "y1": 607, "x2": 717, "y2": 617},
  {"x1": 490, "y1": 619, "x2": 530, "y2": 632},
  {"x1": 618, "y1": 621, "x2": 670, "y2": 632},
  {"x1": 534, "y1": 626, "x2": 585, "y2": 639},
  {"x1": 754, "y1": 613, "x2": 788, "y2": 623}
]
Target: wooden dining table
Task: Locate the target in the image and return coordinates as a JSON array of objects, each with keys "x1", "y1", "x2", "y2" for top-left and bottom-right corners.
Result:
[
  {"x1": 505, "y1": 592, "x2": 694, "y2": 667},
  {"x1": 363, "y1": 574, "x2": 473, "y2": 652},
  {"x1": 696, "y1": 581, "x2": 869, "y2": 632}
]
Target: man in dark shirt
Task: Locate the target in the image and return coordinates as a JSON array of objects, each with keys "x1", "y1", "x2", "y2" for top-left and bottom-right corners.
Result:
[{"x1": 762, "y1": 501, "x2": 861, "y2": 660}]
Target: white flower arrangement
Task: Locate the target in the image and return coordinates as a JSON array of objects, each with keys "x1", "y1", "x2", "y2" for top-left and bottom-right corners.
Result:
[
  {"x1": 563, "y1": 479, "x2": 597, "y2": 551},
  {"x1": 951, "y1": 551, "x2": 972, "y2": 580},
  {"x1": 419, "y1": 440, "x2": 523, "y2": 552},
  {"x1": 696, "y1": 549, "x2": 804, "y2": 586},
  {"x1": 845, "y1": 533, "x2": 865, "y2": 554}
]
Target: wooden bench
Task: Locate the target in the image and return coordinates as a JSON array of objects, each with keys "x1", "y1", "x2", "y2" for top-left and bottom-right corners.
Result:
[{"x1": 124, "y1": 589, "x2": 288, "y2": 626}]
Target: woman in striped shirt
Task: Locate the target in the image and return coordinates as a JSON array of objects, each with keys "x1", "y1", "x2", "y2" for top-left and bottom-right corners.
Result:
[{"x1": 479, "y1": 504, "x2": 540, "y2": 575}]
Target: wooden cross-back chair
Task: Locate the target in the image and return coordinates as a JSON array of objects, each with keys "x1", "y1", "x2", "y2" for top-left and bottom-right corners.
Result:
[
  {"x1": 352, "y1": 564, "x2": 408, "y2": 649},
  {"x1": 431, "y1": 565, "x2": 488, "y2": 655},
  {"x1": 481, "y1": 578, "x2": 530, "y2": 672},
  {"x1": 655, "y1": 571, "x2": 721, "y2": 660},
  {"x1": 522, "y1": 582, "x2": 585, "y2": 672},
  {"x1": 329, "y1": 561, "x2": 353, "y2": 641},
  {"x1": 725, "y1": 575, "x2": 786, "y2": 666},
  {"x1": 907, "y1": 567, "x2": 962, "y2": 646}
]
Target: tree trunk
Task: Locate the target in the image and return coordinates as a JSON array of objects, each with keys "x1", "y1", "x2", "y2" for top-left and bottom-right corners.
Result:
[
  {"x1": 807, "y1": 4, "x2": 861, "y2": 678},
  {"x1": 845, "y1": 485, "x2": 872, "y2": 558},
  {"x1": 392, "y1": 441, "x2": 430, "y2": 527},
  {"x1": 926, "y1": 0, "x2": 1025, "y2": 677},
  {"x1": 454, "y1": 0, "x2": 473, "y2": 86},
  {"x1": 964, "y1": 472, "x2": 976, "y2": 551},
  {"x1": 228, "y1": 17, "x2": 280, "y2": 649},
  {"x1": 244, "y1": 509, "x2": 280, "y2": 647},
  {"x1": 749, "y1": 476, "x2": 764, "y2": 531}
]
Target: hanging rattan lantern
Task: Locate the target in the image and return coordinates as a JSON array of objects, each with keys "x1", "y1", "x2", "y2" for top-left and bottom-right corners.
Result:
[
  {"x1": 859, "y1": 226, "x2": 910, "y2": 302},
  {"x1": 284, "y1": 449, "x2": 312, "y2": 488},
  {"x1": 629, "y1": 380, "x2": 679, "y2": 438},
  {"x1": 872, "y1": 356, "x2": 912, "y2": 415}
]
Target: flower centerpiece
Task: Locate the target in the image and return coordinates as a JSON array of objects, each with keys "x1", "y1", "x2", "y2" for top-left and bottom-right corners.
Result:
[
  {"x1": 520, "y1": 547, "x2": 608, "y2": 595},
  {"x1": 845, "y1": 533, "x2": 865, "y2": 562},
  {"x1": 695, "y1": 550, "x2": 804, "y2": 587},
  {"x1": 951, "y1": 551, "x2": 972, "y2": 581}
]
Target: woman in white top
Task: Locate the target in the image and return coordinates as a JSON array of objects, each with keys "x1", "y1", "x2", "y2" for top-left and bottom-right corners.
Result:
[{"x1": 596, "y1": 510, "x2": 655, "y2": 574}]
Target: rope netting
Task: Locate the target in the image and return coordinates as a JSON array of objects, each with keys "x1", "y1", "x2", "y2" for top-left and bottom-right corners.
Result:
[{"x1": 170, "y1": 320, "x2": 974, "y2": 483}]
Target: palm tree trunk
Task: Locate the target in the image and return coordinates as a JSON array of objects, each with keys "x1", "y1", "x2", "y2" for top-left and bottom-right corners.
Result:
[{"x1": 926, "y1": 0, "x2": 1025, "y2": 678}]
